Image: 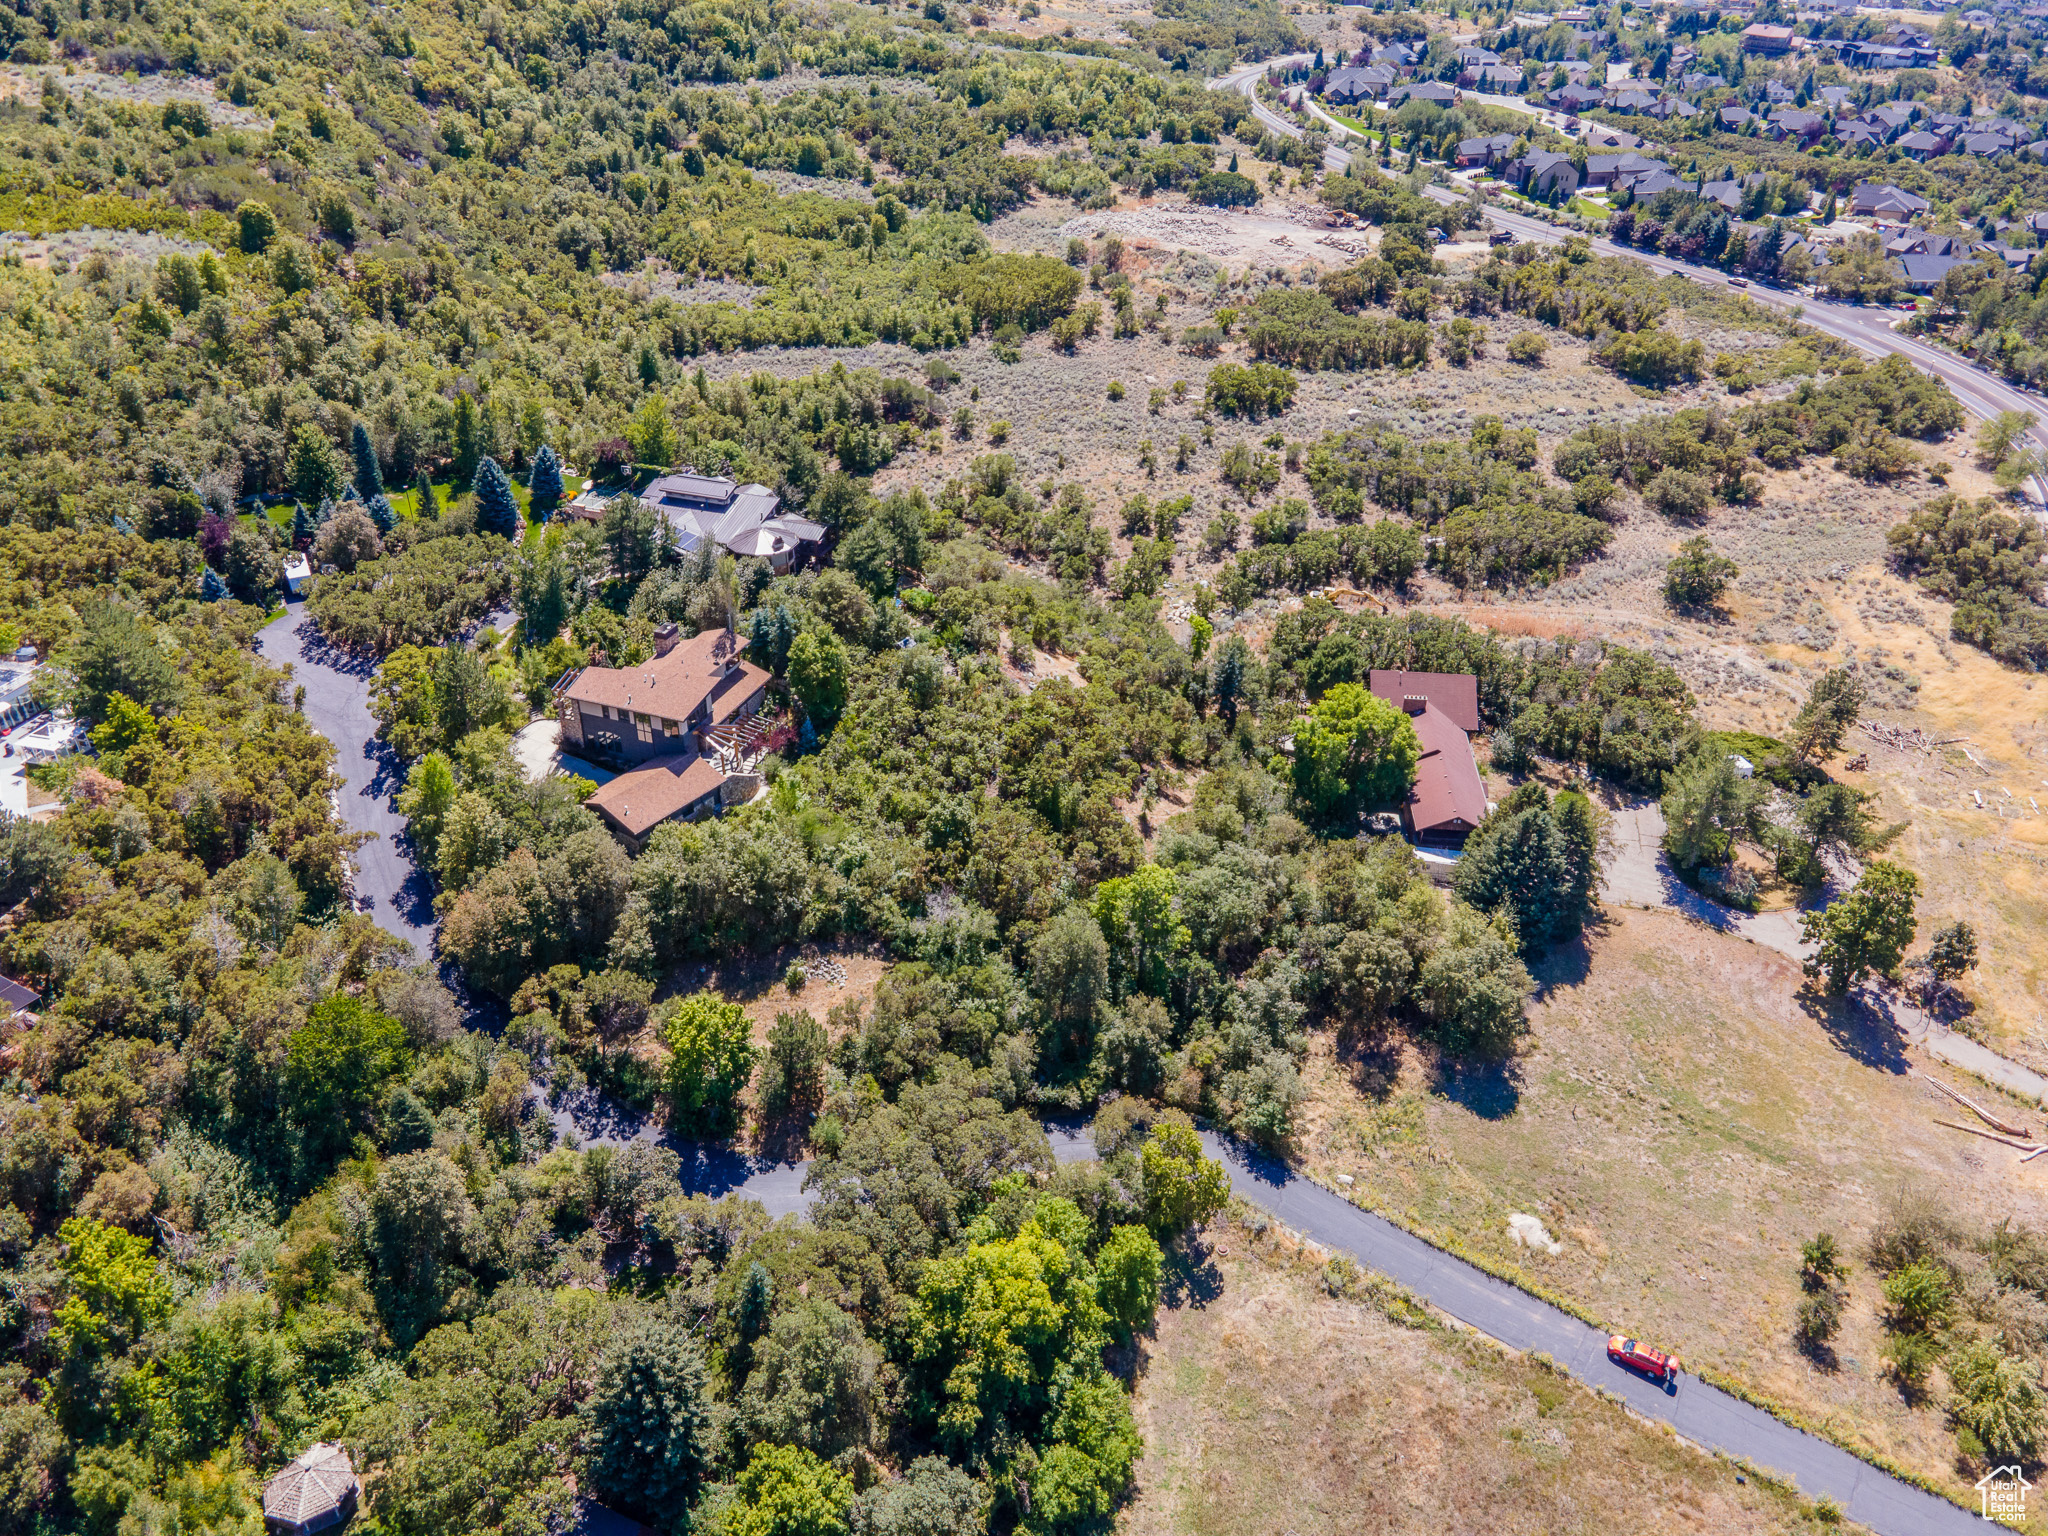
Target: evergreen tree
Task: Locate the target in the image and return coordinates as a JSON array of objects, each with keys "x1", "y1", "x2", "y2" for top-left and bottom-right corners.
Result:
[
  {"x1": 1820, "y1": 191, "x2": 1837, "y2": 225},
  {"x1": 316, "y1": 497, "x2": 337, "y2": 529},
  {"x1": 288, "y1": 423, "x2": 344, "y2": 507},
  {"x1": 452, "y1": 393, "x2": 482, "y2": 483},
  {"x1": 366, "y1": 494, "x2": 398, "y2": 535},
  {"x1": 473, "y1": 456, "x2": 522, "y2": 540},
  {"x1": 292, "y1": 501, "x2": 316, "y2": 545},
  {"x1": 200, "y1": 566, "x2": 229, "y2": 602},
  {"x1": 730, "y1": 1260, "x2": 773, "y2": 1383},
  {"x1": 1212, "y1": 635, "x2": 1250, "y2": 724},
  {"x1": 413, "y1": 471, "x2": 438, "y2": 521},
  {"x1": 1228, "y1": 150, "x2": 1239, "y2": 173},
  {"x1": 529, "y1": 443, "x2": 564, "y2": 517},
  {"x1": 584, "y1": 1319, "x2": 715, "y2": 1522},
  {"x1": 351, "y1": 421, "x2": 385, "y2": 500}
]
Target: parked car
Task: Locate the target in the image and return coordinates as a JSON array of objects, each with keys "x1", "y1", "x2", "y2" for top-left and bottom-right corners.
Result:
[
  {"x1": 1607, "y1": 1334, "x2": 1680, "y2": 1383},
  {"x1": 1727, "y1": 277, "x2": 1748, "y2": 288}
]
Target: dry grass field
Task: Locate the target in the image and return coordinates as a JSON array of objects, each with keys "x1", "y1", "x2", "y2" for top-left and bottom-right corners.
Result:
[
  {"x1": 1125, "y1": 1213, "x2": 1830, "y2": 1536},
  {"x1": 1293, "y1": 906, "x2": 2048, "y2": 1506}
]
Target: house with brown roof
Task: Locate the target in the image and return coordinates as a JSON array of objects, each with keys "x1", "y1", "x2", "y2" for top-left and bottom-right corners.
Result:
[
  {"x1": 1368, "y1": 671, "x2": 1488, "y2": 846},
  {"x1": 556, "y1": 625, "x2": 776, "y2": 848},
  {"x1": 585, "y1": 752, "x2": 760, "y2": 851},
  {"x1": 558, "y1": 626, "x2": 771, "y2": 765}
]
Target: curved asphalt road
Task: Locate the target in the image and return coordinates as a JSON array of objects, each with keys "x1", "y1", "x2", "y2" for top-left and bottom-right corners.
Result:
[
  {"x1": 1218, "y1": 57, "x2": 2048, "y2": 479},
  {"x1": 543, "y1": 1072, "x2": 1975, "y2": 1535}
]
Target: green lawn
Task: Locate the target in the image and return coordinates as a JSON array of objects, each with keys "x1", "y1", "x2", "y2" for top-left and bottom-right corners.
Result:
[{"x1": 387, "y1": 474, "x2": 539, "y2": 525}]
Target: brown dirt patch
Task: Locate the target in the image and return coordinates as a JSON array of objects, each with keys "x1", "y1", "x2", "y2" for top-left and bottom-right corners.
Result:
[{"x1": 1127, "y1": 1215, "x2": 1812, "y2": 1536}]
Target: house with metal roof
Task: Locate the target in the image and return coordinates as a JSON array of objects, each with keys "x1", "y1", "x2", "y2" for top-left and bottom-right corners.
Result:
[{"x1": 1368, "y1": 671, "x2": 1487, "y2": 846}]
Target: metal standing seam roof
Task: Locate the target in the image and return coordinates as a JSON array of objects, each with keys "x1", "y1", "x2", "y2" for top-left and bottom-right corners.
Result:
[
  {"x1": 263, "y1": 1443, "x2": 357, "y2": 1529},
  {"x1": 1404, "y1": 702, "x2": 1489, "y2": 837},
  {"x1": 1368, "y1": 670, "x2": 1480, "y2": 733},
  {"x1": 643, "y1": 471, "x2": 739, "y2": 509}
]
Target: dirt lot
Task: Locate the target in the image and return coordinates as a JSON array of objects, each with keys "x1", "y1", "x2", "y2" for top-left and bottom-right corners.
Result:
[
  {"x1": 1126, "y1": 1212, "x2": 1821, "y2": 1535},
  {"x1": 1292, "y1": 905, "x2": 2048, "y2": 1505}
]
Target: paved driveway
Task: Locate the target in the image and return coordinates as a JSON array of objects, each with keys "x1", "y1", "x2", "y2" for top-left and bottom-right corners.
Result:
[
  {"x1": 1602, "y1": 797, "x2": 1814, "y2": 961},
  {"x1": 256, "y1": 603, "x2": 438, "y2": 956}
]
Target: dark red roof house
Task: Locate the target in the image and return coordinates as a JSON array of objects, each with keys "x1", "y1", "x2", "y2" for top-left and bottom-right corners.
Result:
[
  {"x1": 1368, "y1": 671, "x2": 1488, "y2": 845},
  {"x1": 1367, "y1": 671, "x2": 1479, "y2": 731}
]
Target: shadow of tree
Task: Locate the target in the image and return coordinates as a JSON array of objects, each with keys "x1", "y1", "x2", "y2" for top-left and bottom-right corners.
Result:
[
  {"x1": 1161, "y1": 1233, "x2": 1224, "y2": 1312},
  {"x1": 1528, "y1": 926, "x2": 1595, "y2": 1002},
  {"x1": 1334, "y1": 1020, "x2": 1403, "y2": 1104},
  {"x1": 755, "y1": 1111, "x2": 813, "y2": 1166},
  {"x1": 1802, "y1": 985, "x2": 1913, "y2": 1075},
  {"x1": 1427, "y1": 1052, "x2": 1524, "y2": 1120}
]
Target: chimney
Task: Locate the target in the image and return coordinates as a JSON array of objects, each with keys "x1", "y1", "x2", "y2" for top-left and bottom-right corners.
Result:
[{"x1": 654, "y1": 622, "x2": 679, "y2": 658}]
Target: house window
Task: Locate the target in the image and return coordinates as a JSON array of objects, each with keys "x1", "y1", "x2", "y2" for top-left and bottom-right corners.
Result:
[
  {"x1": 634, "y1": 712, "x2": 650, "y2": 726},
  {"x1": 661, "y1": 718, "x2": 677, "y2": 734}
]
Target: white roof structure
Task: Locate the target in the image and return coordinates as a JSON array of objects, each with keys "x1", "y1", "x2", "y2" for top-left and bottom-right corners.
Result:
[{"x1": 263, "y1": 1443, "x2": 359, "y2": 1535}]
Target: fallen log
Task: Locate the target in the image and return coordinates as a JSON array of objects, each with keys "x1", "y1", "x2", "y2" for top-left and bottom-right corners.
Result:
[
  {"x1": 1933, "y1": 1118, "x2": 2044, "y2": 1153},
  {"x1": 1921, "y1": 1073, "x2": 2033, "y2": 1138}
]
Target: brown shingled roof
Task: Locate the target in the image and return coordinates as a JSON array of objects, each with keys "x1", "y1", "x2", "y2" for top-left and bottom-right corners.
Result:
[
  {"x1": 1368, "y1": 670, "x2": 1479, "y2": 733},
  {"x1": 566, "y1": 628, "x2": 771, "y2": 730},
  {"x1": 1404, "y1": 702, "x2": 1488, "y2": 838},
  {"x1": 586, "y1": 754, "x2": 728, "y2": 838}
]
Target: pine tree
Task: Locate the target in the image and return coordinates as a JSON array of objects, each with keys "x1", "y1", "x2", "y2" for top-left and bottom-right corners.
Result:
[
  {"x1": 1212, "y1": 635, "x2": 1249, "y2": 725},
  {"x1": 473, "y1": 456, "x2": 522, "y2": 539},
  {"x1": 350, "y1": 421, "x2": 385, "y2": 500},
  {"x1": 1820, "y1": 191, "x2": 1838, "y2": 225},
  {"x1": 414, "y1": 471, "x2": 439, "y2": 521},
  {"x1": 292, "y1": 501, "x2": 316, "y2": 545},
  {"x1": 730, "y1": 1261, "x2": 773, "y2": 1383},
  {"x1": 1228, "y1": 150, "x2": 1239, "y2": 173},
  {"x1": 200, "y1": 566, "x2": 229, "y2": 602},
  {"x1": 584, "y1": 1320, "x2": 715, "y2": 1522},
  {"x1": 366, "y1": 493, "x2": 398, "y2": 534},
  {"x1": 528, "y1": 443, "x2": 564, "y2": 517},
  {"x1": 316, "y1": 497, "x2": 337, "y2": 529},
  {"x1": 451, "y1": 393, "x2": 481, "y2": 483}
]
